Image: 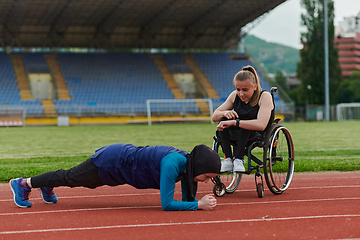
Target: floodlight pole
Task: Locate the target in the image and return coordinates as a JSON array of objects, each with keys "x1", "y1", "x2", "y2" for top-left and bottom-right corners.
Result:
[{"x1": 324, "y1": 0, "x2": 330, "y2": 121}]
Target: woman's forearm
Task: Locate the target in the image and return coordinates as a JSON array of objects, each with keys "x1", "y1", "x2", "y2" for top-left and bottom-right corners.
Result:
[
  {"x1": 212, "y1": 110, "x2": 226, "y2": 122},
  {"x1": 238, "y1": 119, "x2": 268, "y2": 131}
]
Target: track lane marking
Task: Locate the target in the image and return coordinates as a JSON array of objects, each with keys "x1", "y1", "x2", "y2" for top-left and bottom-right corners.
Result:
[
  {"x1": 0, "y1": 214, "x2": 359, "y2": 235},
  {"x1": 217, "y1": 196, "x2": 360, "y2": 206},
  {"x1": 1, "y1": 196, "x2": 359, "y2": 216},
  {"x1": 1, "y1": 184, "x2": 360, "y2": 201}
]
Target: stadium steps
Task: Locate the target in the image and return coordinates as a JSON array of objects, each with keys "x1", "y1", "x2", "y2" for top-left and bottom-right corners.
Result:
[
  {"x1": 196, "y1": 101, "x2": 211, "y2": 114},
  {"x1": 183, "y1": 55, "x2": 219, "y2": 99},
  {"x1": 10, "y1": 54, "x2": 33, "y2": 100},
  {"x1": 45, "y1": 54, "x2": 71, "y2": 100},
  {"x1": 152, "y1": 54, "x2": 210, "y2": 115},
  {"x1": 41, "y1": 99, "x2": 57, "y2": 117},
  {"x1": 151, "y1": 55, "x2": 185, "y2": 99}
]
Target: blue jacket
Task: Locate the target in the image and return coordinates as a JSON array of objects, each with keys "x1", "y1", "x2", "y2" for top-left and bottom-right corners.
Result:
[{"x1": 90, "y1": 143, "x2": 198, "y2": 211}]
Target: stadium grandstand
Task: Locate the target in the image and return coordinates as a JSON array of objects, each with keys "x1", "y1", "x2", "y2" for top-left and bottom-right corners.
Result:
[{"x1": 0, "y1": 0, "x2": 293, "y2": 126}]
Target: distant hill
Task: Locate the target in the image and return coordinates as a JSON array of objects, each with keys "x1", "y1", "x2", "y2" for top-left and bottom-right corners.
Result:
[{"x1": 244, "y1": 35, "x2": 300, "y2": 74}]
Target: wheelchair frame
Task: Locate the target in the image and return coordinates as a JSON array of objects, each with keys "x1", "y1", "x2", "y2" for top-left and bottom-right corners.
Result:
[{"x1": 211, "y1": 87, "x2": 295, "y2": 198}]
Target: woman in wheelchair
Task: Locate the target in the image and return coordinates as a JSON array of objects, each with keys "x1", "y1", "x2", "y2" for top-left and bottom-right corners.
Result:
[{"x1": 212, "y1": 65, "x2": 275, "y2": 173}]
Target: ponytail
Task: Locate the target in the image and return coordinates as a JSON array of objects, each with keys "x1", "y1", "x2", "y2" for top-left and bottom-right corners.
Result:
[{"x1": 233, "y1": 65, "x2": 262, "y2": 106}]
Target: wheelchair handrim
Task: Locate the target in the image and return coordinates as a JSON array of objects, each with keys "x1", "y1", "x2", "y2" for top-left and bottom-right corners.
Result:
[{"x1": 268, "y1": 126, "x2": 295, "y2": 192}]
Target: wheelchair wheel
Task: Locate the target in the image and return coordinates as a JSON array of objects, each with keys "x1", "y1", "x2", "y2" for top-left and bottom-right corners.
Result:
[
  {"x1": 263, "y1": 123, "x2": 295, "y2": 195},
  {"x1": 256, "y1": 183, "x2": 264, "y2": 198},
  {"x1": 213, "y1": 182, "x2": 226, "y2": 197},
  {"x1": 212, "y1": 138, "x2": 242, "y2": 194}
]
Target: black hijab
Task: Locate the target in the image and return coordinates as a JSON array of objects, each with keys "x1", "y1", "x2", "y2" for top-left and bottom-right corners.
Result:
[{"x1": 185, "y1": 144, "x2": 221, "y2": 201}]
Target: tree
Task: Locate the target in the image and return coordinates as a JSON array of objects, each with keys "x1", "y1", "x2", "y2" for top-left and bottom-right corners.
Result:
[
  {"x1": 275, "y1": 71, "x2": 288, "y2": 92},
  {"x1": 337, "y1": 70, "x2": 360, "y2": 103},
  {"x1": 274, "y1": 70, "x2": 290, "y2": 100},
  {"x1": 296, "y1": 0, "x2": 342, "y2": 105}
]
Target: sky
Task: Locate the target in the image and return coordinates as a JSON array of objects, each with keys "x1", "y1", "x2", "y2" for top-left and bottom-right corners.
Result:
[{"x1": 248, "y1": 0, "x2": 360, "y2": 49}]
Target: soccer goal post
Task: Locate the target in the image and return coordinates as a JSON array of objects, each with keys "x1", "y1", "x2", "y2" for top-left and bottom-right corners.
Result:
[
  {"x1": 0, "y1": 107, "x2": 26, "y2": 127},
  {"x1": 336, "y1": 103, "x2": 360, "y2": 121},
  {"x1": 146, "y1": 99, "x2": 214, "y2": 125}
]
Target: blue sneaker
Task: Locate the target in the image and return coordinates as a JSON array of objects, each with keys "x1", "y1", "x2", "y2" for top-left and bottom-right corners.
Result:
[
  {"x1": 39, "y1": 187, "x2": 58, "y2": 204},
  {"x1": 9, "y1": 178, "x2": 32, "y2": 208}
]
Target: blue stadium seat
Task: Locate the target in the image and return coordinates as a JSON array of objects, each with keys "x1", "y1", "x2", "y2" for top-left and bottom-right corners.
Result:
[
  {"x1": 56, "y1": 52, "x2": 177, "y2": 114},
  {"x1": 22, "y1": 53, "x2": 50, "y2": 73},
  {"x1": 0, "y1": 52, "x2": 282, "y2": 117},
  {"x1": 161, "y1": 53, "x2": 191, "y2": 73},
  {"x1": 192, "y1": 53, "x2": 284, "y2": 110}
]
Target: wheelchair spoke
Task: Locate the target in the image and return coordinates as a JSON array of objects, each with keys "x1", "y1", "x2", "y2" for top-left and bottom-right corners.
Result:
[
  {"x1": 263, "y1": 123, "x2": 295, "y2": 195},
  {"x1": 212, "y1": 136, "x2": 242, "y2": 194},
  {"x1": 218, "y1": 172, "x2": 242, "y2": 193}
]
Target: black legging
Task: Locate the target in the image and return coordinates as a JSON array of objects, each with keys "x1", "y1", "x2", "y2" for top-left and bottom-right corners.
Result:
[
  {"x1": 219, "y1": 116, "x2": 275, "y2": 160},
  {"x1": 31, "y1": 158, "x2": 104, "y2": 189},
  {"x1": 219, "y1": 126, "x2": 253, "y2": 160}
]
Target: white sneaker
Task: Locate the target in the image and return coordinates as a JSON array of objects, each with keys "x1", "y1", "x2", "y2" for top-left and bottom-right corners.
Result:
[
  {"x1": 233, "y1": 158, "x2": 245, "y2": 172},
  {"x1": 220, "y1": 158, "x2": 233, "y2": 172}
]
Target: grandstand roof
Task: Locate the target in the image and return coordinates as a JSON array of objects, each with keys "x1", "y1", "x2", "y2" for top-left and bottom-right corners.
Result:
[{"x1": 0, "y1": 0, "x2": 286, "y2": 50}]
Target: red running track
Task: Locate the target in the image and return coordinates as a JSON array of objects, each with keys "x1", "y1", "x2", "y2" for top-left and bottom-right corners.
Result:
[{"x1": 0, "y1": 171, "x2": 359, "y2": 240}]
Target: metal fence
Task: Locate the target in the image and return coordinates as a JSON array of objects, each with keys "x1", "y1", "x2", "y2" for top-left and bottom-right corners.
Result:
[
  {"x1": 0, "y1": 102, "x2": 209, "y2": 119},
  {"x1": 0, "y1": 100, "x2": 298, "y2": 124}
]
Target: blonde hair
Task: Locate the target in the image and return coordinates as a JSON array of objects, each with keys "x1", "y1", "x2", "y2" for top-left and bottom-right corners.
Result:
[{"x1": 233, "y1": 65, "x2": 262, "y2": 106}]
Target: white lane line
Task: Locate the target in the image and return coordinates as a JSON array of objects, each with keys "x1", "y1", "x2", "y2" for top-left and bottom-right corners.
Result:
[
  {"x1": 279, "y1": 185, "x2": 360, "y2": 190},
  {"x1": 292, "y1": 175, "x2": 360, "y2": 180},
  {"x1": 1, "y1": 185, "x2": 360, "y2": 202},
  {"x1": 0, "y1": 214, "x2": 359, "y2": 235},
  {"x1": 0, "y1": 192, "x2": 161, "y2": 202},
  {"x1": 0, "y1": 205, "x2": 161, "y2": 216},
  {"x1": 1, "y1": 196, "x2": 359, "y2": 216},
  {"x1": 217, "y1": 197, "x2": 360, "y2": 206}
]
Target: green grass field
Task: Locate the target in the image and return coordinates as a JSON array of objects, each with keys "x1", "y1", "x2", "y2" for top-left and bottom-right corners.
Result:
[{"x1": 1, "y1": 121, "x2": 360, "y2": 182}]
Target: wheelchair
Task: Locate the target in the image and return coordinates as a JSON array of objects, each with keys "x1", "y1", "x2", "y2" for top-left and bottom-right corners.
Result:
[{"x1": 211, "y1": 87, "x2": 295, "y2": 198}]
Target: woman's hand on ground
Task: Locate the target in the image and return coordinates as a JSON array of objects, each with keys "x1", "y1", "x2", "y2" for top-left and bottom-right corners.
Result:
[{"x1": 198, "y1": 194, "x2": 217, "y2": 210}]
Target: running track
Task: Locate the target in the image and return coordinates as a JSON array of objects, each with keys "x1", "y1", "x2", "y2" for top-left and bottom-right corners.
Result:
[{"x1": 0, "y1": 171, "x2": 359, "y2": 240}]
